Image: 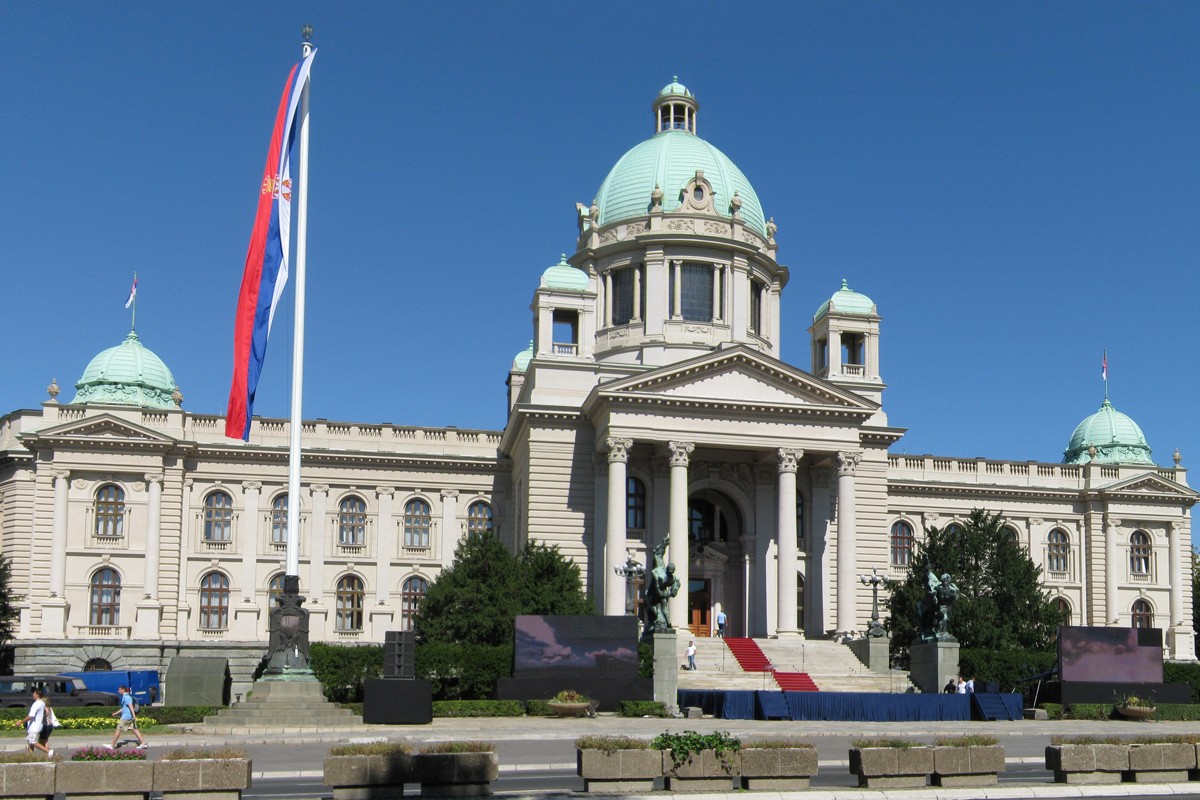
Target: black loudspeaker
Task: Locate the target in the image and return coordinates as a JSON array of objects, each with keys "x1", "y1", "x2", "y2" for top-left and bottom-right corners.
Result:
[
  {"x1": 383, "y1": 630, "x2": 415, "y2": 679},
  {"x1": 363, "y1": 679, "x2": 432, "y2": 724}
]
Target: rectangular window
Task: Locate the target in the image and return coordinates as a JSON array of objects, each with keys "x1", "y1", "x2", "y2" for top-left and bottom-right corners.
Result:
[
  {"x1": 552, "y1": 310, "x2": 578, "y2": 355},
  {"x1": 612, "y1": 268, "x2": 634, "y2": 325},
  {"x1": 750, "y1": 280, "x2": 763, "y2": 334},
  {"x1": 680, "y1": 263, "x2": 713, "y2": 322}
]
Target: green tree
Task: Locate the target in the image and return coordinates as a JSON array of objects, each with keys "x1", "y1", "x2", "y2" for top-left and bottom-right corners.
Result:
[
  {"x1": 887, "y1": 509, "x2": 1062, "y2": 660},
  {"x1": 0, "y1": 555, "x2": 21, "y2": 674},
  {"x1": 413, "y1": 531, "x2": 593, "y2": 699}
]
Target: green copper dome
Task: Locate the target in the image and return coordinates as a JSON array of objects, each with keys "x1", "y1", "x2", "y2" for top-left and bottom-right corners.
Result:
[
  {"x1": 593, "y1": 100, "x2": 767, "y2": 236},
  {"x1": 1063, "y1": 399, "x2": 1154, "y2": 465},
  {"x1": 512, "y1": 341, "x2": 533, "y2": 373},
  {"x1": 542, "y1": 254, "x2": 589, "y2": 291},
  {"x1": 814, "y1": 279, "x2": 876, "y2": 320},
  {"x1": 658, "y1": 77, "x2": 693, "y2": 98},
  {"x1": 72, "y1": 330, "x2": 178, "y2": 409}
]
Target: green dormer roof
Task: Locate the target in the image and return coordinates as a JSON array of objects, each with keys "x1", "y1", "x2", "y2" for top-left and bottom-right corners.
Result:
[
  {"x1": 814, "y1": 279, "x2": 876, "y2": 320},
  {"x1": 593, "y1": 130, "x2": 766, "y2": 236},
  {"x1": 542, "y1": 254, "x2": 589, "y2": 291},
  {"x1": 1063, "y1": 399, "x2": 1154, "y2": 465},
  {"x1": 72, "y1": 330, "x2": 178, "y2": 409},
  {"x1": 512, "y1": 341, "x2": 533, "y2": 373}
]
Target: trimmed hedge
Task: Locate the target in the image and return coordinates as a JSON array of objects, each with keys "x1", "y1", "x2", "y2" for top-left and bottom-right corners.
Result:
[
  {"x1": 525, "y1": 699, "x2": 552, "y2": 717},
  {"x1": 0, "y1": 706, "x2": 215, "y2": 725},
  {"x1": 617, "y1": 700, "x2": 667, "y2": 717},
  {"x1": 1164, "y1": 662, "x2": 1200, "y2": 704},
  {"x1": 310, "y1": 642, "x2": 384, "y2": 703},
  {"x1": 432, "y1": 700, "x2": 524, "y2": 717},
  {"x1": 1040, "y1": 702, "x2": 1200, "y2": 721},
  {"x1": 958, "y1": 647, "x2": 1055, "y2": 692}
]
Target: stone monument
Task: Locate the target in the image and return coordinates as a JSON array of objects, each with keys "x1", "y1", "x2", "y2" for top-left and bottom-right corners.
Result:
[
  {"x1": 908, "y1": 565, "x2": 961, "y2": 693},
  {"x1": 644, "y1": 537, "x2": 681, "y2": 713}
]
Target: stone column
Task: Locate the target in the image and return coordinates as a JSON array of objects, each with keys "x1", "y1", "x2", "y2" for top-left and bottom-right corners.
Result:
[
  {"x1": 1105, "y1": 516, "x2": 1120, "y2": 624},
  {"x1": 671, "y1": 261, "x2": 682, "y2": 319},
  {"x1": 1169, "y1": 522, "x2": 1184, "y2": 627},
  {"x1": 48, "y1": 470, "x2": 70, "y2": 597},
  {"x1": 604, "y1": 271, "x2": 613, "y2": 326},
  {"x1": 309, "y1": 485, "x2": 328, "y2": 604},
  {"x1": 835, "y1": 451, "x2": 861, "y2": 636},
  {"x1": 632, "y1": 266, "x2": 642, "y2": 321},
  {"x1": 605, "y1": 438, "x2": 632, "y2": 616},
  {"x1": 440, "y1": 489, "x2": 458, "y2": 568},
  {"x1": 235, "y1": 481, "x2": 261, "y2": 640},
  {"x1": 667, "y1": 441, "x2": 693, "y2": 630},
  {"x1": 143, "y1": 474, "x2": 163, "y2": 600},
  {"x1": 776, "y1": 449, "x2": 803, "y2": 636}
]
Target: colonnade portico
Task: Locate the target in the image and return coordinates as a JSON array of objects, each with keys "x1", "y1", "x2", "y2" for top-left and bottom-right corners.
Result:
[{"x1": 600, "y1": 435, "x2": 865, "y2": 639}]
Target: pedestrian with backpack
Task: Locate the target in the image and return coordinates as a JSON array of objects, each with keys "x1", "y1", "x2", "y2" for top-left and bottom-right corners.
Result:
[
  {"x1": 109, "y1": 685, "x2": 147, "y2": 750},
  {"x1": 19, "y1": 688, "x2": 53, "y2": 758}
]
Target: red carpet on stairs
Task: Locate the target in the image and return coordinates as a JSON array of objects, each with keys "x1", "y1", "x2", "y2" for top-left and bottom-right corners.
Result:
[{"x1": 723, "y1": 637, "x2": 820, "y2": 691}]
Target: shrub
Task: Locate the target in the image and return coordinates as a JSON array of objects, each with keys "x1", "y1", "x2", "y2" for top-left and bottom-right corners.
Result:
[
  {"x1": 1051, "y1": 735, "x2": 1127, "y2": 745},
  {"x1": 0, "y1": 751, "x2": 52, "y2": 763},
  {"x1": 329, "y1": 743, "x2": 411, "y2": 756},
  {"x1": 1065, "y1": 703, "x2": 1115, "y2": 720},
  {"x1": 309, "y1": 642, "x2": 384, "y2": 703},
  {"x1": 1164, "y1": 661, "x2": 1200, "y2": 703},
  {"x1": 416, "y1": 640, "x2": 511, "y2": 701},
  {"x1": 525, "y1": 699, "x2": 552, "y2": 717},
  {"x1": 1041, "y1": 703, "x2": 1063, "y2": 719},
  {"x1": 959, "y1": 647, "x2": 1055, "y2": 693},
  {"x1": 71, "y1": 747, "x2": 147, "y2": 761},
  {"x1": 852, "y1": 738, "x2": 923, "y2": 749},
  {"x1": 432, "y1": 700, "x2": 524, "y2": 718},
  {"x1": 638, "y1": 640, "x2": 654, "y2": 679},
  {"x1": 418, "y1": 741, "x2": 494, "y2": 754},
  {"x1": 575, "y1": 735, "x2": 649, "y2": 751},
  {"x1": 138, "y1": 706, "x2": 217, "y2": 724},
  {"x1": 161, "y1": 748, "x2": 246, "y2": 760},
  {"x1": 934, "y1": 734, "x2": 998, "y2": 747},
  {"x1": 652, "y1": 730, "x2": 740, "y2": 773},
  {"x1": 552, "y1": 689, "x2": 588, "y2": 703},
  {"x1": 1152, "y1": 704, "x2": 1200, "y2": 721},
  {"x1": 742, "y1": 738, "x2": 814, "y2": 749},
  {"x1": 617, "y1": 700, "x2": 667, "y2": 718}
]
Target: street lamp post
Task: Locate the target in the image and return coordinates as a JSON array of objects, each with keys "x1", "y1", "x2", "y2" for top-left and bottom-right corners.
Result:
[{"x1": 858, "y1": 567, "x2": 888, "y2": 638}]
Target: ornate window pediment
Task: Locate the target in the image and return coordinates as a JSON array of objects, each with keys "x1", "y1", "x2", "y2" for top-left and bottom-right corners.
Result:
[{"x1": 679, "y1": 171, "x2": 716, "y2": 214}]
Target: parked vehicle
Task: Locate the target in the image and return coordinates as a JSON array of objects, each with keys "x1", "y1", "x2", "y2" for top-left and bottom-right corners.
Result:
[
  {"x1": 59, "y1": 670, "x2": 160, "y2": 707},
  {"x1": 0, "y1": 676, "x2": 120, "y2": 707}
]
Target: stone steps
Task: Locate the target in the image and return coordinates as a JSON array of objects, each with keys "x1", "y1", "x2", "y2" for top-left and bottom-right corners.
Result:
[{"x1": 199, "y1": 677, "x2": 363, "y2": 731}]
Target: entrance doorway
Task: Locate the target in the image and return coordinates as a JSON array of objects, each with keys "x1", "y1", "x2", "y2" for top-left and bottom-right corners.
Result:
[{"x1": 688, "y1": 578, "x2": 710, "y2": 637}]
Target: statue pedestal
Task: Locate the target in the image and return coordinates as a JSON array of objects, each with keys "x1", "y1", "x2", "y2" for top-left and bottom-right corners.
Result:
[
  {"x1": 652, "y1": 632, "x2": 678, "y2": 714},
  {"x1": 847, "y1": 635, "x2": 891, "y2": 674},
  {"x1": 909, "y1": 639, "x2": 959, "y2": 694}
]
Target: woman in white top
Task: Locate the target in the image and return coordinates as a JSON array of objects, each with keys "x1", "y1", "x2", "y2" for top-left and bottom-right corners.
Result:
[{"x1": 19, "y1": 688, "x2": 52, "y2": 757}]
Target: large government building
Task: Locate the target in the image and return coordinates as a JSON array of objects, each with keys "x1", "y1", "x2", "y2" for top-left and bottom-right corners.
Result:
[{"x1": 2, "y1": 82, "x2": 1194, "y2": 692}]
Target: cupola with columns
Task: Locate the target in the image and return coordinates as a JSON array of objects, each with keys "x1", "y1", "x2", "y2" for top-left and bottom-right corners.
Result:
[{"x1": 809, "y1": 279, "x2": 885, "y2": 407}]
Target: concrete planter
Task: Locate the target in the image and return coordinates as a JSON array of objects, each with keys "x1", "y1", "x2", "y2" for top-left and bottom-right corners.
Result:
[
  {"x1": 548, "y1": 702, "x2": 590, "y2": 717},
  {"x1": 661, "y1": 749, "x2": 737, "y2": 792},
  {"x1": 323, "y1": 753, "x2": 412, "y2": 800},
  {"x1": 1126, "y1": 742, "x2": 1196, "y2": 783},
  {"x1": 931, "y1": 745, "x2": 1005, "y2": 787},
  {"x1": 738, "y1": 747, "x2": 818, "y2": 790},
  {"x1": 849, "y1": 746, "x2": 934, "y2": 789},
  {"x1": 155, "y1": 758, "x2": 253, "y2": 800},
  {"x1": 0, "y1": 761, "x2": 56, "y2": 800},
  {"x1": 576, "y1": 748, "x2": 660, "y2": 794},
  {"x1": 410, "y1": 751, "x2": 498, "y2": 797},
  {"x1": 57, "y1": 760, "x2": 154, "y2": 800},
  {"x1": 1045, "y1": 743, "x2": 1129, "y2": 784}
]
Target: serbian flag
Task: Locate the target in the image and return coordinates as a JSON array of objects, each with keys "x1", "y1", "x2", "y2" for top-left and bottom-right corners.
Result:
[
  {"x1": 225, "y1": 49, "x2": 316, "y2": 440},
  {"x1": 1102, "y1": 350, "x2": 1108, "y2": 382},
  {"x1": 124, "y1": 275, "x2": 138, "y2": 309}
]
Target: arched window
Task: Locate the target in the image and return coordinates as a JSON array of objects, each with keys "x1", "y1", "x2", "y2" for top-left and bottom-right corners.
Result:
[
  {"x1": 336, "y1": 575, "x2": 365, "y2": 631},
  {"x1": 796, "y1": 494, "x2": 806, "y2": 547},
  {"x1": 199, "y1": 572, "x2": 230, "y2": 630},
  {"x1": 270, "y1": 495, "x2": 288, "y2": 544},
  {"x1": 83, "y1": 658, "x2": 112, "y2": 671},
  {"x1": 94, "y1": 484, "x2": 125, "y2": 538},
  {"x1": 1130, "y1": 531, "x2": 1152, "y2": 575},
  {"x1": 268, "y1": 574, "x2": 286, "y2": 609},
  {"x1": 1131, "y1": 598, "x2": 1154, "y2": 629},
  {"x1": 467, "y1": 500, "x2": 492, "y2": 535},
  {"x1": 1055, "y1": 597, "x2": 1072, "y2": 625},
  {"x1": 1000, "y1": 525, "x2": 1019, "y2": 545},
  {"x1": 890, "y1": 521, "x2": 915, "y2": 567},
  {"x1": 1047, "y1": 529, "x2": 1070, "y2": 573},
  {"x1": 944, "y1": 523, "x2": 963, "y2": 539},
  {"x1": 626, "y1": 478, "x2": 646, "y2": 540},
  {"x1": 401, "y1": 575, "x2": 429, "y2": 631},
  {"x1": 338, "y1": 496, "x2": 367, "y2": 546},
  {"x1": 203, "y1": 491, "x2": 233, "y2": 541},
  {"x1": 89, "y1": 568, "x2": 121, "y2": 626},
  {"x1": 404, "y1": 498, "x2": 432, "y2": 548}
]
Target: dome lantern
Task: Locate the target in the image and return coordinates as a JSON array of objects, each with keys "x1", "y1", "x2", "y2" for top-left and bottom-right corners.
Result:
[{"x1": 653, "y1": 77, "x2": 698, "y2": 134}]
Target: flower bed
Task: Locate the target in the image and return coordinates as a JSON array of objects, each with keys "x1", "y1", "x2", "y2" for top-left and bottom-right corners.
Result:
[
  {"x1": 738, "y1": 739, "x2": 817, "y2": 791},
  {"x1": 931, "y1": 735, "x2": 1004, "y2": 788},
  {"x1": 411, "y1": 742, "x2": 497, "y2": 798},
  {"x1": 654, "y1": 731, "x2": 740, "y2": 792},
  {"x1": 324, "y1": 743, "x2": 411, "y2": 800},
  {"x1": 156, "y1": 748, "x2": 251, "y2": 799},
  {"x1": 849, "y1": 739, "x2": 934, "y2": 789},
  {"x1": 575, "y1": 736, "x2": 659, "y2": 794}
]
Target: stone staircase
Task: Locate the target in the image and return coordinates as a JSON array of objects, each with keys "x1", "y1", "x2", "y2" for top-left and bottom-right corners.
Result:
[
  {"x1": 676, "y1": 636, "x2": 914, "y2": 693},
  {"x1": 198, "y1": 679, "x2": 362, "y2": 732}
]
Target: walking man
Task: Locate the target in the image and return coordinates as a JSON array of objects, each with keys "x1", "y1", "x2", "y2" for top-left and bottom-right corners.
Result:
[
  {"x1": 686, "y1": 640, "x2": 697, "y2": 671},
  {"x1": 109, "y1": 685, "x2": 147, "y2": 750},
  {"x1": 715, "y1": 609, "x2": 727, "y2": 638}
]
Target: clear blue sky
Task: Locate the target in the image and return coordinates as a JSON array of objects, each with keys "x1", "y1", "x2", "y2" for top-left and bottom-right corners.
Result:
[{"x1": 3, "y1": 4, "x2": 1198, "y2": 495}]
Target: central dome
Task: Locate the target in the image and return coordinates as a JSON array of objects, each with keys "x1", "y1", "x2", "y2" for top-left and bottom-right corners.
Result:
[
  {"x1": 1063, "y1": 399, "x2": 1154, "y2": 465},
  {"x1": 72, "y1": 330, "x2": 179, "y2": 409},
  {"x1": 592, "y1": 82, "x2": 767, "y2": 236}
]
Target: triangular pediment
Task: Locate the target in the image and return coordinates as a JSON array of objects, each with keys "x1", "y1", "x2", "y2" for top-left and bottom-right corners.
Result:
[
  {"x1": 20, "y1": 412, "x2": 177, "y2": 447},
  {"x1": 591, "y1": 346, "x2": 877, "y2": 416},
  {"x1": 1101, "y1": 471, "x2": 1198, "y2": 499}
]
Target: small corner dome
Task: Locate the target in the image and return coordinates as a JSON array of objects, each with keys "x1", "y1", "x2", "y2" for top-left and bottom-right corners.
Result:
[
  {"x1": 1063, "y1": 399, "x2": 1154, "y2": 465},
  {"x1": 541, "y1": 254, "x2": 589, "y2": 291},
  {"x1": 71, "y1": 330, "x2": 178, "y2": 410},
  {"x1": 814, "y1": 279, "x2": 876, "y2": 321},
  {"x1": 511, "y1": 341, "x2": 534, "y2": 373}
]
